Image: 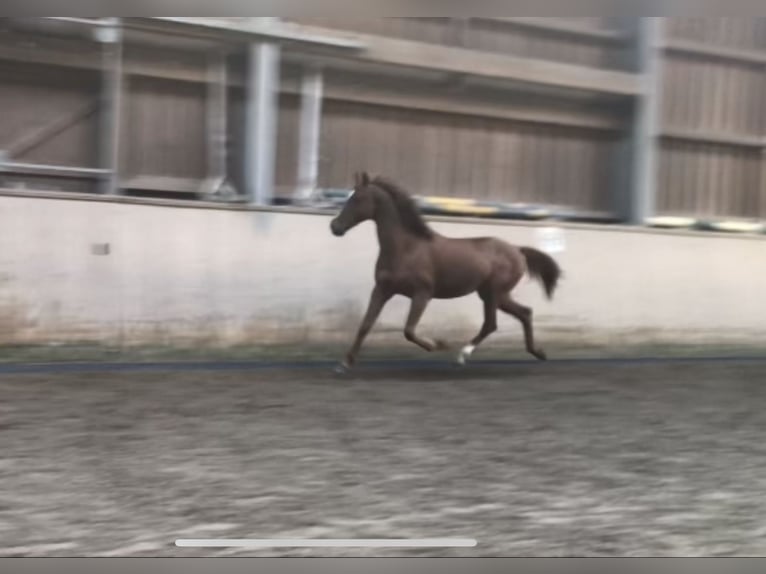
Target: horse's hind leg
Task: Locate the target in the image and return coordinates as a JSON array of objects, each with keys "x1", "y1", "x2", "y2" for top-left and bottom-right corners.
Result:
[
  {"x1": 457, "y1": 290, "x2": 497, "y2": 365},
  {"x1": 403, "y1": 291, "x2": 447, "y2": 352},
  {"x1": 498, "y1": 294, "x2": 547, "y2": 361}
]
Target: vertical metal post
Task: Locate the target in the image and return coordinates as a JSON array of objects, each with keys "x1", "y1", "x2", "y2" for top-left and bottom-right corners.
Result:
[
  {"x1": 626, "y1": 17, "x2": 663, "y2": 224},
  {"x1": 245, "y1": 24, "x2": 280, "y2": 205},
  {"x1": 295, "y1": 65, "x2": 323, "y2": 205},
  {"x1": 96, "y1": 17, "x2": 124, "y2": 195},
  {"x1": 204, "y1": 49, "x2": 228, "y2": 195}
]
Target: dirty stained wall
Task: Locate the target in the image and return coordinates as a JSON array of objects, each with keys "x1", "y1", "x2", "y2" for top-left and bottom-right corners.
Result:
[{"x1": 1, "y1": 193, "x2": 765, "y2": 353}]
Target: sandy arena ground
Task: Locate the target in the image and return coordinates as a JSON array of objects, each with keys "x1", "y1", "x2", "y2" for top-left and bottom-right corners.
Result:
[{"x1": 2, "y1": 359, "x2": 766, "y2": 556}]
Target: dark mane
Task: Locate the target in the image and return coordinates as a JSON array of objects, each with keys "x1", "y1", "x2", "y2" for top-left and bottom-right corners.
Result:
[{"x1": 372, "y1": 176, "x2": 434, "y2": 240}]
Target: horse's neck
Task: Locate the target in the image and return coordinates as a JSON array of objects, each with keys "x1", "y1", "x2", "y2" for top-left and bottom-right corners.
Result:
[{"x1": 373, "y1": 196, "x2": 411, "y2": 261}]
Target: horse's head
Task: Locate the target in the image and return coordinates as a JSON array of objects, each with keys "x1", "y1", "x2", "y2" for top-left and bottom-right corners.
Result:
[{"x1": 330, "y1": 171, "x2": 377, "y2": 237}]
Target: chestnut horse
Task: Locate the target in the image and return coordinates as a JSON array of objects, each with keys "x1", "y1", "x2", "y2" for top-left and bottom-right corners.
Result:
[{"x1": 330, "y1": 172, "x2": 562, "y2": 369}]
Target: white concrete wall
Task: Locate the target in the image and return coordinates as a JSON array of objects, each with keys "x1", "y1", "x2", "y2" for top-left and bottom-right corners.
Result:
[{"x1": 1, "y1": 192, "x2": 766, "y2": 352}]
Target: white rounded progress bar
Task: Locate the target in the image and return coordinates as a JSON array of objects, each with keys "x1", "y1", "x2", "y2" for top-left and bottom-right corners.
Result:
[{"x1": 175, "y1": 538, "x2": 477, "y2": 548}]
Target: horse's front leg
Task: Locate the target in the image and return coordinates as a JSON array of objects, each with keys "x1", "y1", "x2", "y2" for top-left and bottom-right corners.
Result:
[
  {"x1": 457, "y1": 290, "x2": 498, "y2": 365},
  {"x1": 403, "y1": 291, "x2": 447, "y2": 352},
  {"x1": 341, "y1": 284, "x2": 391, "y2": 369}
]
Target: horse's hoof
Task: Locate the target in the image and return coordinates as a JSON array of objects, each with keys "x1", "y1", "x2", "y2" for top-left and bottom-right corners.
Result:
[
  {"x1": 334, "y1": 361, "x2": 351, "y2": 375},
  {"x1": 455, "y1": 344, "x2": 475, "y2": 366},
  {"x1": 533, "y1": 350, "x2": 548, "y2": 361}
]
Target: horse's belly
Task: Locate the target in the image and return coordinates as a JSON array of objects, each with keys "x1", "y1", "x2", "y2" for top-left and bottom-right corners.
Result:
[
  {"x1": 432, "y1": 285, "x2": 478, "y2": 299},
  {"x1": 432, "y1": 269, "x2": 487, "y2": 299}
]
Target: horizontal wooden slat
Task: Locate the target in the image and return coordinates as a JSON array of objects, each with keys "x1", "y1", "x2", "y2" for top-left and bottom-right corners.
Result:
[
  {"x1": 0, "y1": 42, "x2": 215, "y2": 84},
  {"x1": 282, "y1": 23, "x2": 642, "y2": 96},
  {"x1": 661, "y1": 128, "x2": 765, "y2": 148},
  {"x1": 288, "y1": 18, "x2": 626, "y2": 71},
  {"x1": 279, "y1": 80, "x2": 623, "y2": 132},
  {"x1": 287, "y1": 18, "x2": 454, "y2": 47},
  {"x1": 663, "y1": 38, "x2": 766, "y2": 66},
  {"x1": 0, "y1": 162, "x2": 108, "y2": 179},
  {"x1": 475, "y1": 18, "x2": 629, "y2": 42},
  {"x1": 121, "y1": 175, "x2": 202, "y2": 193},
  {"x1": 130, "y1": 17, "x2": 365, "y2": 51}
]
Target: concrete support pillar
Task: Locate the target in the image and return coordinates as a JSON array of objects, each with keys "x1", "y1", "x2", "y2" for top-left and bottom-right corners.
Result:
[
  {"x1": 295, "y1": 65, "x2": 323, "y2": 204},
  {"x1": 626, "y1": 17, "x2": 664, "y2": 224},
  {"x1": 203, "y1": 50, "x2": 228, "y2": 196},
  {"x1": 96, "y1": 17, "x2": 124, "y2": 195},
  {"x1": 245, "y1": 29, "x2": 280, "y2": 205}
]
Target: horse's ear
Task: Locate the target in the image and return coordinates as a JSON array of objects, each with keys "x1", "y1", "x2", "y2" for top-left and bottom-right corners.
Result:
[{"x1": 361, "y1": 171, "x2": 370, "y2": 186}]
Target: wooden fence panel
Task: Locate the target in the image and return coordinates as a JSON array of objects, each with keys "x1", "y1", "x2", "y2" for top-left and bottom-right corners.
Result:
[
  {"x1": 659, "y1": 17, "x2": 766, "y2": 219},
  {"x1": 0, "y1": 59, "x2": 99, "y2": 193},
  {"x1": 666, "y1": 17, "x2": 766, "y2": 51},
  {"x1": 464, "y1": 19, "x2": 624, "y2": 70},
  {"x1": 123, "y1": 75, "x2": 207, "y2": 183},
  {"x1": 309, "y1": 99, "x2": 616, "y2": 213},
  {"x1": 656, "y1": 141, "x2": 763, "y2": 218},
  {"x1": 3, "y1": 17, "x2": 766, "y2": 222},
  {"x1": 0, "y1": 61, "x2": 98, "y2": 168},
  {"x1": 661, "y1": 54, "x2": 765, "y2": 136}
]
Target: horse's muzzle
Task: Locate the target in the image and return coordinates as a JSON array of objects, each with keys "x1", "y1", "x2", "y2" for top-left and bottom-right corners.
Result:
[{"x1": 330, "y1": 219, "x2": 345, "y2": 237}]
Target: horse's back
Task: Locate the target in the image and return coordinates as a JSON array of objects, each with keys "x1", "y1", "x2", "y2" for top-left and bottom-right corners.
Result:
[
  {"x1": 463, "y1": 236, "x2": 523, "y2": 261},
  {"x1": 428, "y1": 235, "x2": 524, "y2": 298}
]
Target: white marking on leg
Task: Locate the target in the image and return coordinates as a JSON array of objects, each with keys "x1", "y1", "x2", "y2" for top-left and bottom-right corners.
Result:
[
  {"x1": 457, "y1": 344, "x2": 475, "y2": 365},
  {"x1": 335, "y1": 360, "x2": 351, "y2": 374}
]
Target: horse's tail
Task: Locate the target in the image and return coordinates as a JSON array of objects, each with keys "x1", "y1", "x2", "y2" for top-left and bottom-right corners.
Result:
[{"x1": 520, "y1": 247, "x2": 561, "y2": 300}]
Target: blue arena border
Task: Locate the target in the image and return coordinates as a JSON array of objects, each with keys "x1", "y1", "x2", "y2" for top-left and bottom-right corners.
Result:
[{"x1": 0, "y1": 355, "x2": 765, "y2": 375}]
